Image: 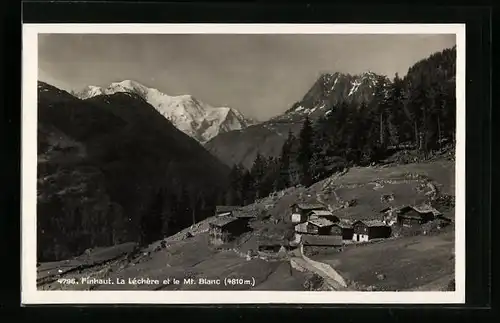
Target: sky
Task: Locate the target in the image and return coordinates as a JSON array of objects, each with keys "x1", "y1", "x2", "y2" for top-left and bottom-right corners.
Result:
[{"x1": 38, "y1": 33, "x2": 456, "y2": 121}]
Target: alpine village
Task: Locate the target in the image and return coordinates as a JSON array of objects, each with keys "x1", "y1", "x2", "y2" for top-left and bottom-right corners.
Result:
[{"x1": 36, "y1": 45, "x2": 457, "y2": 292}]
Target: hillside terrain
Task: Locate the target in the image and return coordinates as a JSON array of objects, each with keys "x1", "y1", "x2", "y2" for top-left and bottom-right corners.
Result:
[
  {"x1": 37, "y1": 159, "x2": 455, "y2": 292},
  {"x1": 37, "y1": 82, "x2": 230, "y2": 262},
  {"x1": 76, "y1": 80, "x2": 256, "y2": 143}
]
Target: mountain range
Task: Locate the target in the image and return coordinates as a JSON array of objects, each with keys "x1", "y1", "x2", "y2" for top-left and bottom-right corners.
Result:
[
  {"x1": 37, "y1": 81, "x2": 230, "y2": 261},
  {"x1": 76, "y1": 80, "x2": 256, "y2": 143},
  {"x1": 204, "y1": 71, "x2": 390, "y2": 168}
]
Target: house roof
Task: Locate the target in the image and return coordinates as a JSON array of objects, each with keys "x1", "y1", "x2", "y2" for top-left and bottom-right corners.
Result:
[
  {"x1": 411, "y1": 205, "x2": 442, "y2": 216},
  {"x1": 209, "y1": 216, "x2": 241, "y2": 228},
  {"x1": 354, "y1": 220, "x2": 387, "y2": 227},
  {"x1": 215, "y1": 205, "x2": 241, "y2": 213},
  {"x1": 332, "y1": 222, "x2": 353, "y2": 229},
  {"x1": 292, "y1": 203, "x2": 326, "y2": 211},
  {"x1": 308, "y1": 210, "x2": 335, "y2": 217},
  {"x1": 308, "y1": 217, "x2": 335, "y2": 228},
  {"x1": 397, "y1": 205, "x2": 442, "y2": 216},
  {"x1": 302, "y1": 234, "x2": 343, "y2": 246},
  {"x1": 232, "y1": 209, "x2": 258, "y2": 218}
]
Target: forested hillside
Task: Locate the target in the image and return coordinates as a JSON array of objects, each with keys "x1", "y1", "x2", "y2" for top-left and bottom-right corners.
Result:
[
  {"x1": 37, "y1": 82, "x2": 230, "y2": 261},
  {"x1": 222, "y1": 46, "x2": 456, "y2": 206}
]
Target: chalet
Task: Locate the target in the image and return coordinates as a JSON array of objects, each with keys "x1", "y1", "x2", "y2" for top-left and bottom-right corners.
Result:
[
  {"x1": 208, "y1": 216, "x2": 251, "y2": 245},
  {"x1": 352, "y1": 220, "x2": 391, "y2": 242},
  {"x1": 290, "y1": 202, "x2": 326, "y2": 223},
  {"x1": 396, "y1": 205, "x2": 440, "y2": 227},
  {"x1": 306, "y1": 217, "x2": 336, "y2": 235},
  {"x1": 301, "y1": 234, "x2": 343, "y2": 248},
  {"x1": 215, "y1": 205, "x2": 241, "y2": 217},
  {"x1": 330, "y1": 222, "x2": 354, "y2": 240},
  {"x1": 307, "y1": 209, "x2": 340, "y2": 223}
]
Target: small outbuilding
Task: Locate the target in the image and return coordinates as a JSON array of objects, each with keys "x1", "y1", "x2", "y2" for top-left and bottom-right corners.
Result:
[
  {"x1": 396, "y1": 205, "x2": 440, "y2": 227},
  {"x1": 352, "y1": 220, "x2": 391, "y2": 242},
  {"x1": 208, "y1": 216, "x2": 251, "y2": 245}
]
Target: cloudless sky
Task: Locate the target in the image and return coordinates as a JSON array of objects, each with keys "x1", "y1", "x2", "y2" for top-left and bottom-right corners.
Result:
[{"x1": 39, "y1": 33, "x2": 456, "y2": 121}]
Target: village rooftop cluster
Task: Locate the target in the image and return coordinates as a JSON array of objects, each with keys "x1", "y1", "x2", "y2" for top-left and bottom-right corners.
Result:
[{"x1": 207, "y1": 202, "x2": 452, "y2": 255}]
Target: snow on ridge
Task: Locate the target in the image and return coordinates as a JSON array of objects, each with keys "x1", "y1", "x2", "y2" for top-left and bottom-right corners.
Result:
[
  {"x1": 76, "y1": 80, "x2": 253, "y2": 143},
  {"x1": 348, "y1": 79, "x2": 362, "y2": 96}
]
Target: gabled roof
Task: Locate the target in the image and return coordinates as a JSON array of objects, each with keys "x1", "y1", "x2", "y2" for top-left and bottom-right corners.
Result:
[
  {"x1": 302, "y1": 234, "x2": 343, "y2": 246},
  {"x1": 353, "y1": 220, "x2": 387, "y2": 227},
  {"x1": 291, "y1": 203, "x2": 326, "y2": 211},
  {"x1": 209, "y1": 216, "x2": 240, "y2": 228},
  {"x1": 215, "y1": 205, "x2": 241, "y2": 213},
  {"x1": 332, "y1": 222, "x2": 353, "y2": 229},
  {"x1": 411, "y1": 205, "x2": 442, "y2": 216},
  {"x1": 308, "y1": 217, "x2": 335, "y2": 228},
  {"x1": 232, "y1": 209, "x2": 258, "y2": 218},
  {"x1": 397, "y1": 205, "x2": 442, "y2": 216},
  {"x1": 308, "y1": 209, "x2": 335, "y2": 217}
]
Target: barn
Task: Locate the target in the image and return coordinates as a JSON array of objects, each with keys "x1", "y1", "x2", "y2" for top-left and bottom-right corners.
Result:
[
  {"x1": 208, "y1": 216, "x2": 251, "y2": 245},
  {"x1": 306, "y1": 217, "x2": 336, "y2": 235},
  {"x1": 330, "y1": 222, "x2": 354, "y2": 240},
  {"x1": 352, "y1": 220, "x2": 391, "y2": 242},
  {"x1": 290, "y1": 202, "x2": 326, "y2": 223},
  {"x1": 396, "y1": 205, "x2": 439, "y2": 227}
]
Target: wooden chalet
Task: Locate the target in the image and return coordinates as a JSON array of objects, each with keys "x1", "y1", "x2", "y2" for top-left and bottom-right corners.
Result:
[
  {"x1": 396, "y1": 205, "x2": 441, "y2": 227},
  {"x1": 215, "y1": 205, "x2": 242, "y2": 217},
  {"x1": 290, "y1": 202, "x2": 326, "y2": 223},
  {"x1": 352, "y1": 220, "x2": 391, "y2": 242},
  {"x1": 330, "y1": 222, "x2": 354, "y2": 240},
  {"x1": 208, "y1": 216, "x2": 251, "y2": 245},
  {"x1": 306, "y1": 217, "x2": 336, "y2": 235}
]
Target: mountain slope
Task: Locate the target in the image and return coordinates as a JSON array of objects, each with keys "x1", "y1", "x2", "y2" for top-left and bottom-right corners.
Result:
[
  {"x1": 37, "y1": 81, "x2": 230, "y2": 262},
  {"x1": 205, "y1": 72, "x2": 387, "y2": 168},
  {"x1": 276, "y1": 72, "x2": 389, "y2": 122},
  {"x1": 76, "y1": 80, "x2": 256, "y2": 143}
]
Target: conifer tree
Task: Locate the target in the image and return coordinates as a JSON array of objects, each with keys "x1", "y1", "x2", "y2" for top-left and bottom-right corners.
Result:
[{"x1": 297, "y1": 116, "x2": 314, "y2": 186}]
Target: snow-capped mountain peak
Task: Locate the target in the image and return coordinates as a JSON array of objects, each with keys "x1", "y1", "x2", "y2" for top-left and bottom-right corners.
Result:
[
  {"x1": 75, "y1": 80, "x2": 256, "y2": 143},
  {"x1": 274, "y1": 71, "x2": 390, "y2": 122}
]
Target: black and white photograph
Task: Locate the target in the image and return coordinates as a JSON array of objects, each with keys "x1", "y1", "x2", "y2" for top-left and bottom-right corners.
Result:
[{"x1": 22, "y1": 24, "x2": 465, "y2": 304}]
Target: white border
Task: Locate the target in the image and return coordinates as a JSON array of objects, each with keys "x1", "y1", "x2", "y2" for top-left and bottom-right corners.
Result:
[{"x1": 22, "y1": 23, "x2": 466, "y2": 305}]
